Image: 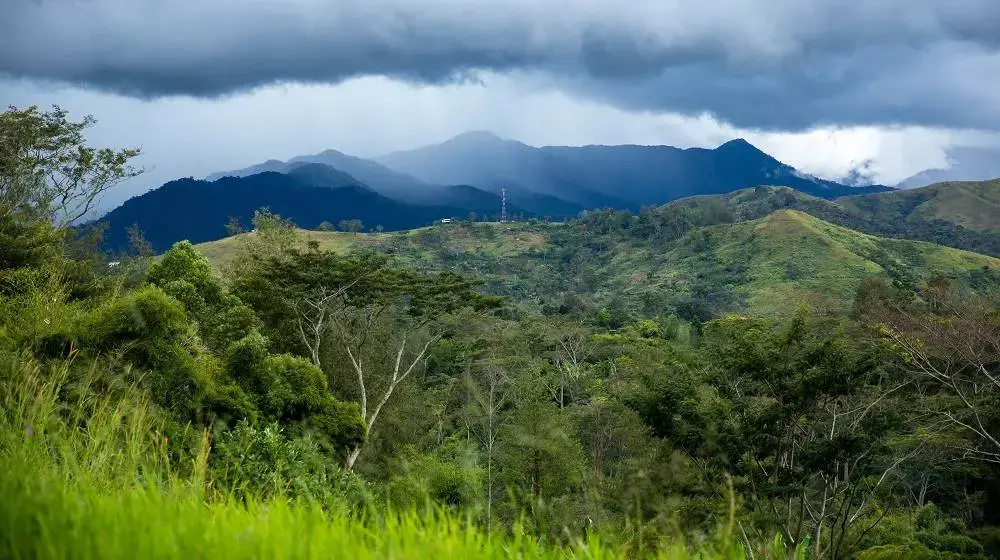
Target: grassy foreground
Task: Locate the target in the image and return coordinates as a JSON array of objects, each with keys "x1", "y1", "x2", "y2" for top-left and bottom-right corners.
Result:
[{"x1": 0, "y1": 355, "x2": 789, "y2": 560}]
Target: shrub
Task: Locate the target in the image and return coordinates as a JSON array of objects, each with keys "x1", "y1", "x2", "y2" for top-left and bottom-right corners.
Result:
[
  {"x1": 147, "y1": 241, "x2": 221, "y2": 303},
  {"x1": 210, "y1": 420, "x2": 371, "y2": 508},
  {"x1": 223, "y1": 332, "x2": 366, "y2": 455},
  {"x1": 78, "y1": 285, "x2": 190, "y2": 354}
]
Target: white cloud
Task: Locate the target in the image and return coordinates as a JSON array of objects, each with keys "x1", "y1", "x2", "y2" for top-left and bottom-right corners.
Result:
[{"x1": 5, "y1": 73, "x2": 996, "y2": 214}]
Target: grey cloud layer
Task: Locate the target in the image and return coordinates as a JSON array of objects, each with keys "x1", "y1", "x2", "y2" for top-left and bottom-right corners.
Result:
[{"x1": 4, "y1": 0, "x2": 1000, "y2": 130}]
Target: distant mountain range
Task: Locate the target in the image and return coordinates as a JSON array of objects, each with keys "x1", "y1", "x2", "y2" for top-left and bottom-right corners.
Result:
[
  {"x1": 99, "y1": 165, "x2": 531, "y2": 252},
  {"x1": 94, "y1": 132, "x2": 896, "y2": 253},
  {"x1": 895, "y1": 146, "x2": 1000, "y2": 189},
  {"x1": 375, "y1": 131, "x2": 891, "y2": 208}
]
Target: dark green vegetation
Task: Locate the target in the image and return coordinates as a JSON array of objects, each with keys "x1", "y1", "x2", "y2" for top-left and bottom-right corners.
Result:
[{"x1": 6, "y1": 105, "x2": 1000, "y2": 559}]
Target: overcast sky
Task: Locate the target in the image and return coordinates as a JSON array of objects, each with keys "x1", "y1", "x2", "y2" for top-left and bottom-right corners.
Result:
[{"x1": 4, "y1": 0, "x2": 1000, "y2": 211}]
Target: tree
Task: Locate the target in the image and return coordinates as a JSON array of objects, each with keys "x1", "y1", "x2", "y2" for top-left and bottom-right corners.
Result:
[
  {"x1": 699, "y1": 311, "x2": 910, "y2": 559},
  {"x1": 330, "y1": 267, "x2": 501, "y2": 469},
  {"x1": 463, "y1": 355, "x2": 513, "y2": 529},
  {"x1": 338, "y1": 219, "x2": 363, "y2": 234},
  {"x1": 871, "y1": 291, "x2": 1000, "y2": 464},
  {"x1": 225, "y1": 216, "x2": 245, "y2": 236},
  {"x1": 468, "y1": 211, "x2": 477, "y2": 223},
  {"x1": 547, "y1": 323, "x2": 593, "y2": 408},
  {"x1": 222, "y1": 209, "x2": 299, "y2": 286},
  {"x1": 0, "y1": 105, "x2": 142, "y2": 227},
  {"x1": 229, "y1": 242, "x2": 503, "y2": 469},
  {"x1": 126, "y1": 224, "x2": 153, "y2": 258},
  {"x1": 149, "y1": 241, "x2": 259, "y2": 354},
  {"x1": 316, "y1": 221, "x2": 334, "y2": 232}
]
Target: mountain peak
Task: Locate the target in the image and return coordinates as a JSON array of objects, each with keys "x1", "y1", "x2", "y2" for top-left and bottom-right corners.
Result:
[
  {"x1": 452, "y1": 130, "x2": 504, "y2": 142},
  {"x1": 714, "y1": 138, "x2": 784, "y2": 168},
  {"x1": 716, "y1": 138, "x2": 761, "y2": 152},
  {"x1": 441, "y1": 130, "x2": 518, "y2": 148},
  {"x1": 315, "y1": 148, "x2": 348, "y2": 157}
]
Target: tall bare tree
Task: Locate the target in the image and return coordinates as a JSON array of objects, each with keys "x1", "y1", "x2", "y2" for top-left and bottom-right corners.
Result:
[
  {"x1": 871, "y1": 290, "x2": 1000, "y2": 463},
  {"x1": 548, "y1": 325, "x2": 592, "y2": 408},
  {"x1": 463, "y1": 356, "x2": 513, "y2": 529},
  {"x1": 231, "y1": 241, "x2": 502, "y2": 470}
]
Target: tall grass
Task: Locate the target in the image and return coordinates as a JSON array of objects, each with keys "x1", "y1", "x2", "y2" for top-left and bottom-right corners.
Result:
[{"x1": 0, "y1": 353, "x2": 794, "y2": 559}]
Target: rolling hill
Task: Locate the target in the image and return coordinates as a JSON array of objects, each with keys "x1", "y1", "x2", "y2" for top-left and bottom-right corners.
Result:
[
  {"x1": 659, "y1": 209, "x2": 998, "y2": 315},
  {"x1": 193, "y1": 207, "x2": 1000, "y2": 318},
  {"x1": 838, "y1": 179, "x2": 1000, "y2": 234},
  {"x1": 649, "y1": 182, "x2": 1000, "y2": 258}
]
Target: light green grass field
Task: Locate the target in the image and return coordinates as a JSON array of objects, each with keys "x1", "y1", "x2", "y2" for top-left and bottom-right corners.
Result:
[{"x1": 0, "y1": 355, "x2": 791, "y2": 560}]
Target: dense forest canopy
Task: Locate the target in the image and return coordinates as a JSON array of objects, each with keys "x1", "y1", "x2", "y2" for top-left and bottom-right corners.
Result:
[{"x1": 3, "y1": 105, "x2": 1000, "y2": 559}]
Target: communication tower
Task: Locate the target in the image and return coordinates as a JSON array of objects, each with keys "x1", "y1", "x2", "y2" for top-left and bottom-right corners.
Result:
[{"x1": 500, "y1": 187, "x2": 508, "y2": 223}]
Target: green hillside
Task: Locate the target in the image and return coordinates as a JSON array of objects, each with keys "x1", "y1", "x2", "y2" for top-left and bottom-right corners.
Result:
[
  {"x1": 654, "y1": 182, "x2": 1000, "y2": 258},
  {"x1": 659, "y1": 209, "x2": 999, "y2": 315},
  {"x1": 838, "y1": 179, "x2": 1000, "y2": 233},
  {"x1": 195, "y1": 209, "x2": 1000, "y2": 318}
]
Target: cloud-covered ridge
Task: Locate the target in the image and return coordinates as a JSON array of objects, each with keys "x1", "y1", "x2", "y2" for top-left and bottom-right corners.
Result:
[{"x1": 4, "y1": 0, "x2": 1000, "y2": 131}]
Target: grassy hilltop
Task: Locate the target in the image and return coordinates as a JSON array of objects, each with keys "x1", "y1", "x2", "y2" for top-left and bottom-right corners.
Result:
[{"x1": 195, "y1": 207, "x2": 1000, "y2": 317}]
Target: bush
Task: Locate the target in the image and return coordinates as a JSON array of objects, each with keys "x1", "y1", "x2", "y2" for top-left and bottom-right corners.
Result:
[
  {"x1": 144, "y1": 341, "x2": 213, "y2": 416},
  {"x1": 210, "y1": 420, "x2": 371, "y2": 508},
  {"x1": 300, "y1": 400, "x2": 366, "y2": 457},
  {"x1": 78, "y1": 285, "x2": 190, "y2": 354},
  {"x1": 147, "y1": 241, "x2": 221, "y2": 303},
  {"x1": 386, "y1": 440, "x2": 483, "y2": 511},
  {"x1": 223, "y1": 332, "x2": 366, "y2": 455},
  {"x1": 223, "y1": 331, "x2": 271, "y2": 396}
]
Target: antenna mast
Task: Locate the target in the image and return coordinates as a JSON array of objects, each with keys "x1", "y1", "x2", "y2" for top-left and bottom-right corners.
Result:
[{"x1": 500, "y1": 187, "x2": 507, "y2": 223}]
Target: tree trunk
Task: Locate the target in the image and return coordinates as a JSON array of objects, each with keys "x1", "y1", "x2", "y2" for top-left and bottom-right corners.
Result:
[{"x1": 345, "y1": 446, "x2": 362, "y2": 470}]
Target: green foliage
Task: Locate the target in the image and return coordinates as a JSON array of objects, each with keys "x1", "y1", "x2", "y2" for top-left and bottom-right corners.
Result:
[
  {"x1": 148, "y1": 241, "x2": 220, "y2": 300},
  {"x1": 0, "y1": 352, "x2": 762, "y2": 560},
  {"x1": 78, "y1": 284, "x2": 191, "y2": 354},
  {"x1": 150, "y1": 241, "x2": 259, "y2": 352},
  {"x1": 0, "y1": 104, "x2": 142, "y2": 227},
  {"x1": 858, "y1": 505, "x2": 989, "y2": 560},
  {"x1": 210, "y1": 420, "x2": 371, "y2": 507},
  {"x1": 387, "y1": 439, "x2": 484, "y2": 510},
  {"x1": 0, "y1": 213, "x2": 61, "y2": 273},
  {"x1": 223, "y1": 332, "x2": 366, "y2": 455},
  {"x1": 338, "y1": 218, "x2": 364, "y2": 233}
]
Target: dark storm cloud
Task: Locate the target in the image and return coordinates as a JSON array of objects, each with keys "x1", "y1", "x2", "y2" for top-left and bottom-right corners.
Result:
[{"x1": 3, "y1": 0, "x2": 1000, "y2": 131}]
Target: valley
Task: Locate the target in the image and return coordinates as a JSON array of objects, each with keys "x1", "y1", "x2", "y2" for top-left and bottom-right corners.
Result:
[{"x1": 6, "y1": 104, "x2": 1000, "y2": 560}]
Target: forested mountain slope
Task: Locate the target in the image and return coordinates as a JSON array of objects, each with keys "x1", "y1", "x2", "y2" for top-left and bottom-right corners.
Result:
[
  {"x1": 95, "y1": 169, "x2": 534, "y2": 253},
  {"x1": 659, "y1": 184, "x2": 1000, "y2": 257},
  {"x1": 838, "y1": 178, "x2": 1000, "y2": 234},
  {"x1": 195, "y1": 208, "x2": 1000, "y2": 318}
]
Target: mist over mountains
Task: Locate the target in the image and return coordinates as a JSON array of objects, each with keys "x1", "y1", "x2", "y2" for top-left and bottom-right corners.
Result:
[
  {"x1": 97, "y1": 131, "x2": 900, "y2": 252},
  {"x1": 896, "y1": 146, "x2": 1000, "y2": 189}
]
